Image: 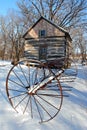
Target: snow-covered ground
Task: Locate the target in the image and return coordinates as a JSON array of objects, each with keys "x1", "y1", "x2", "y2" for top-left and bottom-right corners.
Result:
[{"x1": 0, "y1": 60, "x2": 87, "y2": 130}]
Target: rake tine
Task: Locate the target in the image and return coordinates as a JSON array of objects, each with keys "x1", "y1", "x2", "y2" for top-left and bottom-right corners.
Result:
[{"x1": 62, "y1": 89, "x2": 72, "y2": 91}]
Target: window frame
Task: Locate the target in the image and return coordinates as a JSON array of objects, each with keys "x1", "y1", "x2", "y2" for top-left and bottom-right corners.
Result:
[
  {"x1": 39, "y1": 45, "x2": 47, "y2": 60},
  {"x1": 39, "y1": 30, "x2": 46, "y2": 37}
]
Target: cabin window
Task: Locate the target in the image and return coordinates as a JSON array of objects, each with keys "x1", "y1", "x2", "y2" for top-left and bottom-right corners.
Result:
[
  {"x1": 39, "y1": 45, "x2": 47, "y2": 60},
  {"x1": 39, "y1": 30, "x2": 46, "y2": 37}
]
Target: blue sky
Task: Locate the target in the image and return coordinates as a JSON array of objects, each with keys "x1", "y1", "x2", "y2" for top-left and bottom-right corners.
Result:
[{"x1": 0, "y1": 0, "x2": 17, "y2": 15}]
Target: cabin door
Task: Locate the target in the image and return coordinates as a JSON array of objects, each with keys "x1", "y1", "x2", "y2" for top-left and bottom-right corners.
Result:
[{"x1": 39, "y1": 45, "x2": 47, "y2": 60}]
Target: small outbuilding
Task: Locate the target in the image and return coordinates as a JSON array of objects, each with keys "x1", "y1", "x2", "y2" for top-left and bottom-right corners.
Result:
[{"x1": 23, "y1": 16, "x2": 72, "y2": 67}]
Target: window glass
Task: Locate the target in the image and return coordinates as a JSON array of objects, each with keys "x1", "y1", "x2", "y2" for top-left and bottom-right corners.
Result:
[{"x1": 39, "y1": 30, "x2": 46, "y2": 37}]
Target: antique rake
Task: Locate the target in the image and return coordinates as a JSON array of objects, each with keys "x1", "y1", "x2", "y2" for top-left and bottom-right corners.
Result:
[{"x1": 6, "y1": 58, "x2": 77, "y2": 123}]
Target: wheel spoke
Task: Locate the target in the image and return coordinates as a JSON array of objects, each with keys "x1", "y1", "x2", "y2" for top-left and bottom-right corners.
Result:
[
  {"x1": 23, "y1": 96, "x2": 31, "y2": 114},
  {"x1": 8, "y1": 88, "x2": 27, "y2": 93},
  {"x1": 12, "y1": 70, "x2": 26, "y2": 87},
  {"x1": 36, "y1": 94, "x2": 60, "y2": 111},
  {"x1": 9, "y1": 92, "x2": 27, "y2": 99},
  {"x1": 43, "y1": 88, "x2": 71, "y2": 91},
  {"x1": 8, "y1": 78, "x2": 26, "y2": 89},
  {"x1": 14, "y1": 94, "x2": 28, "y2": 109},
  {"x1": 30, "y1": 96, "x2": 33, "y2": 118},
  {"x1": 33, "y1": 96, "x2": 43, "y2": 122},
  {"x1": 18, "y1": 64, "x2": 29, "y2": 86},
  {"x1": 32, "y1": 68, "x2": 38, "y2": 86},
  {"x1": 36, "y1": 93, "x2": 62, "y2": 98},
  {"x1": 33, "y1": 96, "x2": 52, "y2": 119}
]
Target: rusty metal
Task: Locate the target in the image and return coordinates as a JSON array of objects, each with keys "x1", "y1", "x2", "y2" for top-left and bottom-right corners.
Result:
[{"x1": 6, "y1": 58, "x2": 77, "y2": 123}]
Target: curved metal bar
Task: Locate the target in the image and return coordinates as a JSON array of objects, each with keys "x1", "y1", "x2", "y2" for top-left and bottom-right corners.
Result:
[{"x1": 6, "y1": 59, "x2": 64, "y2": 123}]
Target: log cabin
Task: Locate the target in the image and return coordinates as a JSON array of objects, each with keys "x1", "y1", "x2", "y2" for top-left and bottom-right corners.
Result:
[{"x1": 23, "y1": 16, "x2": 72, "y2": 68}]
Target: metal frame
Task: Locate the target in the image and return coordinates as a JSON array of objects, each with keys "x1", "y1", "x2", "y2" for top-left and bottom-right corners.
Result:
[{"x1": 6, "y1": 58, "x2": 77, "y2": 123}]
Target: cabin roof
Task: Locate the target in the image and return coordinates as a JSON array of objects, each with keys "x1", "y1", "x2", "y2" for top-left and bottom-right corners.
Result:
[{"x1": 23, "y1": 16, "x2": 72, "y2": 40}]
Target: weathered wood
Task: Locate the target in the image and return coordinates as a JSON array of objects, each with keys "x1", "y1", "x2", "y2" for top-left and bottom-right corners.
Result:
[{"x1": 23, "y1": 16, "x2": 72, "y2": 68}]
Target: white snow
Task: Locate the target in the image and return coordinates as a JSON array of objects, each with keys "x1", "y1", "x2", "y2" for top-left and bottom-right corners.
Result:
[{"x1": 0, "y1": 61, "x2": 87, "y2": 130}]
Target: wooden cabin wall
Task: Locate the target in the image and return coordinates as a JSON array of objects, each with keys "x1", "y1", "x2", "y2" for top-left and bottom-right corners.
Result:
[
  {"x1": 24, "y1": 37, "x2": 66, "y2": 60},
  {"x1": 65, "y1": 37, "x2": 72, "y2": 59},
  {"x1": 23, "y1": 18, "x2": 72, "y2": 62},
  {"x1": 47, "y1": 39, "x2": 66, "y2": 59},
  {"x1": 24, "y1": 41, "x2": 39, "y2": 59}
]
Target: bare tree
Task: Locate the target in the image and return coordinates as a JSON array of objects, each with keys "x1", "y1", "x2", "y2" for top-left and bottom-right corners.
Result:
[
  {"x1": 0, "y1": 16, "x2": 9, "y2": 60},
  {"x1": 7, "y1": 11, "x2": 24, "y2": 63},
  {"x1": 0, "y1": 0, "x2": 86, "y2": 61},
  {"x1": 71, "y1": 26, "x2": 87, "y2": 62},
  {"x1": 17, "y1": 0, "x2": 87, "y2": 29},
  {"x1": 16, "y1": 0, "x2": 87, "y2": 60},
  {"x1": 0, "y1": 10, "x2": 24, "y2": 61}
]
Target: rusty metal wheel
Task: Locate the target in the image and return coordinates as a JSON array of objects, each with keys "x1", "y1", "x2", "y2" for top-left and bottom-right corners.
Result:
[{"x1": 6, "y1": 59, "x2": 63, "y2": 123}]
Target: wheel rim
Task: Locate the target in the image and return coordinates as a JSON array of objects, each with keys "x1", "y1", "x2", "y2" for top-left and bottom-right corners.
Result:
[{"x1": 6, "y1": 59, "x2": 63, "y2": 123}]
